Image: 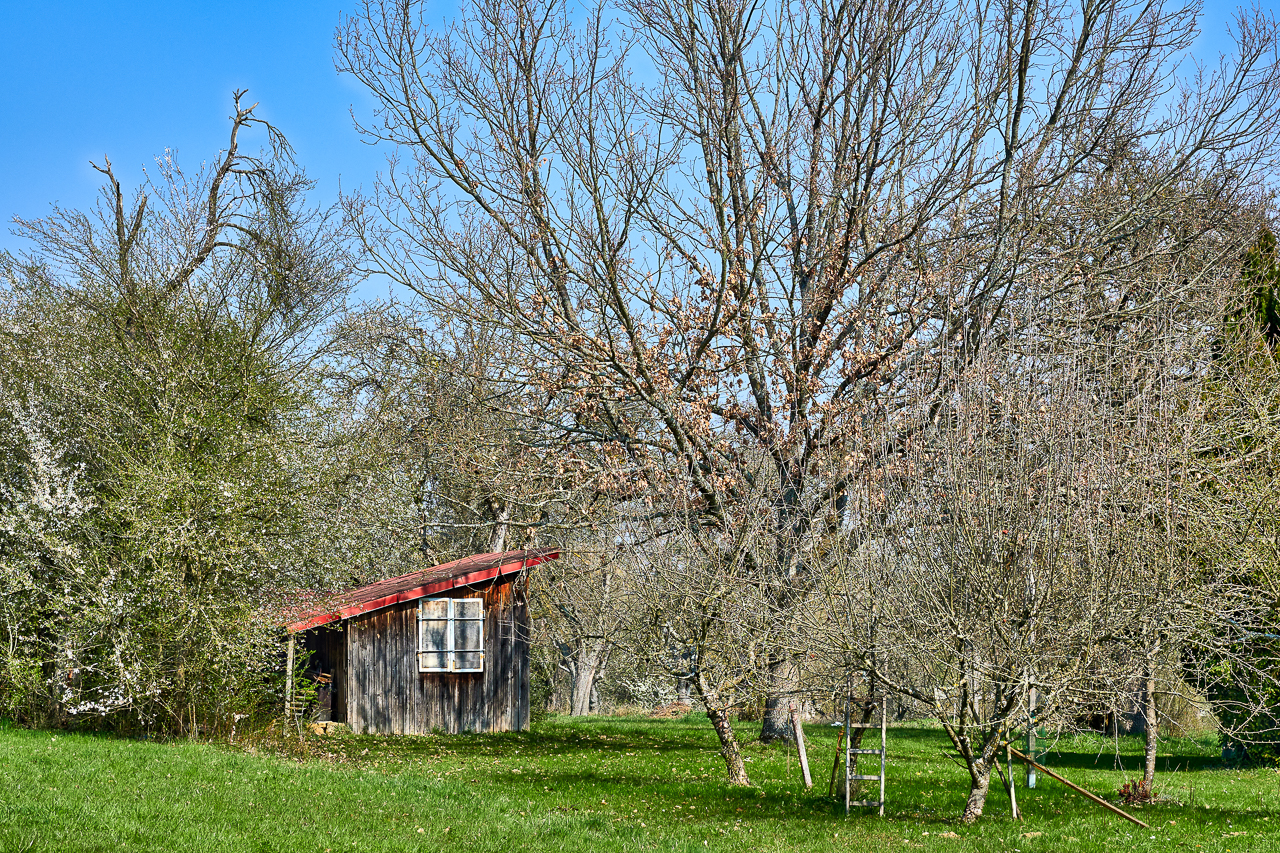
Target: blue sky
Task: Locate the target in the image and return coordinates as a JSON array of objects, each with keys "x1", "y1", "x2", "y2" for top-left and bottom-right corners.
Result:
[
  {"x1": 0, "y1": 1, "x2": 403, "y2": 298},
  {"x1": 0, "y1": 0, "x2": 1262, "y2": 302}
]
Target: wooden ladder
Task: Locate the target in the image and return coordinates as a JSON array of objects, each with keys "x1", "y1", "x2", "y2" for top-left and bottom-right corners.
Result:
[{"x1": 843, "y1": 694, "x2": 887, "y2": 817}]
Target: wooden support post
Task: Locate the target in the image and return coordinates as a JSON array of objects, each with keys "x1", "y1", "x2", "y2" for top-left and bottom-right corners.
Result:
[
  {"x1": 790, "y1": 703, "x2": 813, "y2": 789},
  {"x1": 1008, "y1": 747, "x2": 1149, "y2": 829},
  {"x1": 285, "y1": 632, "x2": 296, "y2": 722}
]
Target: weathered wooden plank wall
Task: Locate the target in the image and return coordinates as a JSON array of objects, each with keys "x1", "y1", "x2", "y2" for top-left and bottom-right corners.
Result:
[
  {"x1": 344, "y1": 617, "x2": 361, "y2": 733},
  {"x1": 338, "y1": 576, "x2": 530, "y2": 734}
]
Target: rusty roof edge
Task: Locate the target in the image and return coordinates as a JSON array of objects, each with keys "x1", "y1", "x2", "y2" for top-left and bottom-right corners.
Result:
[{"x1": 286, "y1": 549, "x2": 558, "y2": 632}]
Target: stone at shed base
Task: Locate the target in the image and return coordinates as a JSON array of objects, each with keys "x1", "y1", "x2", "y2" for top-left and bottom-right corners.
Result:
[{"x1": 307, "y1": 721, "x2": 350, "y2": 736}]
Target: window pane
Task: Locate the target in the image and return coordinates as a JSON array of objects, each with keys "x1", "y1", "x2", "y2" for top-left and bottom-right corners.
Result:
[
  {"x1": 418, "y1": 651, "x2": 448, "y2": 671},
  {"x1": 420, "y1": 619, "x2": 449, "y2": 652},
  {"x1": 421, "y1": 599, "x2": 448, "y2": 620},
  {"x1": 455, "y1": 599, "x2": 483, "y2": 620},
  {"x1": 455, "y1": 651, "x2": 484, "y2": 671},
  {"x1": 456, "y1": 618, "x2": 482, "y2": 652}
]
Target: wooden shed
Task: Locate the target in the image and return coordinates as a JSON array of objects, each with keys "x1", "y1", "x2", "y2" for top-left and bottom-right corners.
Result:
[{"x1": 286, "y1": 547, "x2": 557, "y2": 735}]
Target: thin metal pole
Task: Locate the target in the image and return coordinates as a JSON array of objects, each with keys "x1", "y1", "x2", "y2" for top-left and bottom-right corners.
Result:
[
  {"x1": 1027, "y1": 686, "x2": 1038, "y2": 789},
  {"x1": 1026, "y1": 565, "x2": 1037, "y2": 789},
  {"x1": 878, "y1": 695, "x2": 886, "y2": 817},
  {"x1": 844, "y1": 694, "x2": 851, "y2": 816}
]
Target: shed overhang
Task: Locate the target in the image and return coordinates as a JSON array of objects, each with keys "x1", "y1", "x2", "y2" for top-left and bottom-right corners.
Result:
[{"x1": 285, "y1": 547, "x2": 558, "y2": 632}]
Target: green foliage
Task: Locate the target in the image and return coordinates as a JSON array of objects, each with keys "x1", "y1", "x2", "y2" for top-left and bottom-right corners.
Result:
[
  {"x1": 0, "y1": 119, "x2": 360, "y2": 735},
  {"x1": 1215, "y1": 660, "x2": 1280, "y2": 767},
  {"x1": 1198, "y1": 227, "x2": 1280, "y2": 765},
  {"x1": 1, "y1": 717, "x2": 1276, "y2": 852},
  {"x1": 0, "y1": 259, "x2": 308, "y2": 733},
  {"x1": 1243, "y1": 228, "x2": 1280, "y2": 348}
]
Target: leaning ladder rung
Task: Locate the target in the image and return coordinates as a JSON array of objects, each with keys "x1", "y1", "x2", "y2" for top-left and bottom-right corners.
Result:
[{"x1": 844, "y1": 692, "x2": 887, "y2": 817}]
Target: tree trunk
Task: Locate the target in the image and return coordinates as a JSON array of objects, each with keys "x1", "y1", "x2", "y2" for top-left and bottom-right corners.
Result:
[
  {"x1": 692, "y1": 673, "x2": 751, "y2": 786},
  {"x1": 569, "y1": 663, "x2": 592, "y2": 716},
  {"x1": 676, "y1": 676, "x2": 692, "y2": 705},
  {"x1": 1143, "y1": 666, "x2": 1158, "y2": 787},
  {"x1": 570, "y1": 641, "x2": 605, "y2": 716},
  {"x1": 848, "y1": 699, "x2": 876, "y2": 750},
  {"x1": 486, "y1": 498, "x2": 510, "y2": 553},
  {"x1": 548, "y1": 667, "x2": 568, "y2": 714},
  {"x1": 760, "y1": 655, "x2": 801, "y2": 743},
  {"x1": 706, "y1": 706, "x2": 751, "y2": 786},
  {"x1": 961, "y1": 759, "x2": 992, "y2": 824}
]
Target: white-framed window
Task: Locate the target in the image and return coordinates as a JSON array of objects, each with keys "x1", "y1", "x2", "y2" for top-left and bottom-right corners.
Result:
[{"x1": 417, "y1": 598, "x2": 484, "y2": 673}]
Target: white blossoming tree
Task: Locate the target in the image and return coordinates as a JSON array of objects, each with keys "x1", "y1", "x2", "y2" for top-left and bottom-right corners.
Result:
[{"x1": 0, "y1": 94, "x2": 363, "y2": 733}]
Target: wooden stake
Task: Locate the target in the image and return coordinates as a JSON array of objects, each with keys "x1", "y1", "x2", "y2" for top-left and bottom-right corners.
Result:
[
  {"x1": 828, "y1": 723, "x2": 846, "y2": 797},
  {"x1": 790, "y1": 703, "x2": 813, "y2": 789},
  {"x1": 996, "y1": 743, "x2": 1021, "y2": 820},
  {"x1": 1008, "y1": 747, "x2": 1149, "y2": 829},
  {"x1": 1007, "y1": 741, "x2": 1020, "y2": 820}
]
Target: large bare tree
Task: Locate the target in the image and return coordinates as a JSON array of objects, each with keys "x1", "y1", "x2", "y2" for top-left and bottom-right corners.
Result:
[{"x1": 337, "y1": 0, "x2": 1280, "y2": 742}]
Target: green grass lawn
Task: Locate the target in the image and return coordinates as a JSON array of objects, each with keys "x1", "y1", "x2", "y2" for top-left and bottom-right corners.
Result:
[{"x1": 1, "y1": 715, "x2": 1277, "y2": 853}]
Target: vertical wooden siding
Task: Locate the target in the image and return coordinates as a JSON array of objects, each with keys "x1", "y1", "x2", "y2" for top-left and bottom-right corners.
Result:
[{"x1": 341, "y1": 576, "x2": 530, "y2": 734}]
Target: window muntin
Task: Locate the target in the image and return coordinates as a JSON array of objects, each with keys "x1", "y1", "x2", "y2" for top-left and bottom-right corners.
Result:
[{"x1": 417, "y1": 598, "x2": 484, "y2": 672}]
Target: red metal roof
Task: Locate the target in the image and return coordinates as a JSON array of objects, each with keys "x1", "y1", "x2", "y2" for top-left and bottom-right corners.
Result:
[{"x1": 286, "y1": 547, "x2": 558, "y2": 632}]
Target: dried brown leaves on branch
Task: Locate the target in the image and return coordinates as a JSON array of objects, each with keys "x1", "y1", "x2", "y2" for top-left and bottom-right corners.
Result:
[{"x1": 336, "y1": 0, "x2": 1280, "y2": 754}]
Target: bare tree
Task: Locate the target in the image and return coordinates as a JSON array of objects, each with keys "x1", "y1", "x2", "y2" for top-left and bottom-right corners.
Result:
[
  {"x1": 322, "y1": 303, "x2": 536, "y2": 559},
  {"x1": 621, "y1": 520, "x2": 780, "y2": 785},
  {"x1": 816, "y1": 337, "x2": 1150, "y2": 822},
  {"x1": 804, "y1": 170, "x2": 1276, "y2": 819},
  {"x1": 337, "y1": 0, "x2": 1280, "y2": 742},
  {"x1": 1028, "y1": 162, "x2": 1277, "y2": 791},
  {"x1": 530, "y1": 528, "x2": 631, "y2": 716}
]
